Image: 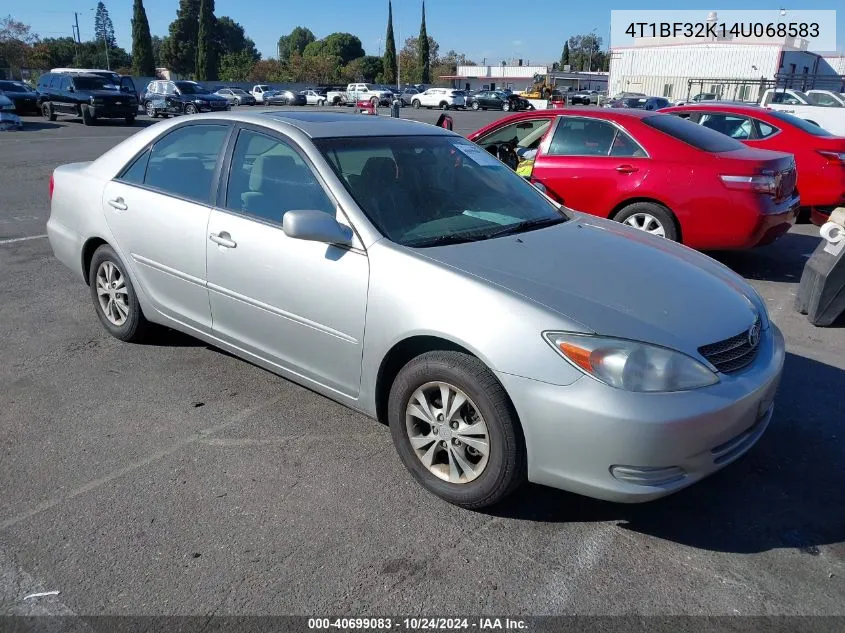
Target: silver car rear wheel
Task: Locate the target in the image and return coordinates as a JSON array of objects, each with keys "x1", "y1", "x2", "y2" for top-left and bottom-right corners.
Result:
[
  {"x1": 405, "y1": 381, "x2": 490, "y2": 484},
  {"x1": 622, "y1": 212, "x2": 666, "y2": 236},
  {"x1": 95, "y1": 261, "x2": 130, "y2": 326}
]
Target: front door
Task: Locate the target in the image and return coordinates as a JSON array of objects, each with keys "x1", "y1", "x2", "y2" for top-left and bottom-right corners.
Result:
[
  {"x1": 101, "y1": 122, "x2": 232, "y2": 332},
  {"x1": 531, "y1": 116, "x2": 651, "y2": 214},
  {"x1": 206, "y1": 126, "x2": 369, "y2": 397}
]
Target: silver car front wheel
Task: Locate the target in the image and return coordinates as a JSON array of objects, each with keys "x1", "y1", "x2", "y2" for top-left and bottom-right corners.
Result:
[{"x1": 405, "y1": 381, "x2": 490, "y2": 484}]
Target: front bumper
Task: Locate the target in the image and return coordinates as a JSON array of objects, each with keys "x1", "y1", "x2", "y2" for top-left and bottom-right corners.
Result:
[
  {"x1": 496, "y1": 324, "x2": 785, "y2": 503},
  {"x1": 90, "y1": 104, "x2": 136, "y2": 118},
  {"x1": 0, "y1": 111, "x2": 22, "y2": 130}
]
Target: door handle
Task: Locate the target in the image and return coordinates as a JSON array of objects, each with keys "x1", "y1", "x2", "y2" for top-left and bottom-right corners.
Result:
[
  {"x1": 107, "y1": 197, "x2": 128, "y2": 211},
  {"x1": 615, "y1": 164, "x2": 639, "y2": 174},
  {"x1": 209, "y1": 232, "x2": 237, "y2": 248}
]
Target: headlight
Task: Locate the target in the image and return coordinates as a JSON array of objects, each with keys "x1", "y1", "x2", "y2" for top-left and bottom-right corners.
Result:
[
  {"x1": 196, "y1": 99, "x2": 208, "y2": 105},
  {"x1": 544, "y1": 332, "x2": 719, "y2": 392}
]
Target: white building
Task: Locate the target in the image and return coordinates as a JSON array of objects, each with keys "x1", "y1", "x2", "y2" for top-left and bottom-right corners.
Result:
[
  {"x1": 442, "y1": 65, "x2": 608, "y2": 93},
  {"x1": 608, "y1": 11, "x2": 842, "y2": 101}
]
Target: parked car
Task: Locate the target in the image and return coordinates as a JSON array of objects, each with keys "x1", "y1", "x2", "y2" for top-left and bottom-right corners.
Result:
[
  {"x1": 344, "y1": 83, "x2": 395, "y2": 107},
  {"x1": 806, "y1": 90, "x2": 845, "y2": 107},
  {"x1": 300, "y1": 89, "x2": 327, "y2": 106},
  {"x1": 411, "y1": 88, "x2": 466, "y2": 110},
  {"x1": 250, "y1": 85, "x2": 274, "y2": 103},
  {"x1": 570, "y1": 90, "x2": 599, "y2": 105},
  {"x1": 661, "y1": 103, "x2": 845, "y2": 226},
  {"x1": 37, "y1": 72, "x2": 137, "y2": 125},
  {"x1": 143, "y1": 80, "x2": 230, "y2": 117},
  {"x1": 608, "y1": 96, "x2": 671, "y2": 111},
  {"x1": 49, "y1": 68, "x2": 138, "y2": 102},
  {"x1": 215, "y1": 88, "x2": 256, "y2": 105},
  {"x1": 691, "y1": 93, "x2": 720, "y2": 102},
  {"x1": 467, "y1": 109, "x2": 799, "y2": 250},
  {"x1": 468, "y1": 90, "x2": 531, "y2": 112},
  {"x1": 45, "y1": 110, "x2": 784, "y2": 509},
  {"x1": 0, "y1": 80, "x2": 40, "y2": 114},
  {"x1": 397, "y1": 87, "x2": 419, "y2": 106},
  {"x1": 759, "y1": 89, "x2": 845, "y2": 135},
  {"x1": 0, "y1": 93, "x2": 22, "y2": 130},
  {"x1": 265, "y1": 90, "x2": 306, "y2": 106}
]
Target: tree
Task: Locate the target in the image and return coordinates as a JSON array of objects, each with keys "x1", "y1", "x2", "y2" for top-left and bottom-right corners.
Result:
[
  {"x1": 567, "y1": 33, "x2": 603, "y2": 72},
  {"x1": 131, "y1": 0, "x2": 156, "y2": 76},
  {"x1": 383, "y1": 0, "x2": 397, "y2": 85},
  {"x1": 277, "y1": 26, "x2": 315, "y2": 63},
  {"x1": 358, "y1": 55, "x2": 383, "y2": 82},
  {"x1": 431, "y1": 49, "x2": 473, "y2": 85},
  {"x1": 94, "y1": 2, "x2": 116, "y2": 48},
  {"x1": 161, "y1": 0, "x2": 200, "y2": 76},
  {"x1": 399, "y1": 35, "x2": 438, "y2": 84},
  {"x1": 418, "y1": 1, "x2": 430, "y2": 83},
  {"x1": 560, "y1": 41, "x2": 570, "y2": 68},
  {"x1": 217, "y1": 16, "x2": 259, "y2": 61},
  {"x1": 304, "y1": 32, "x2": 364, "y2": 66},
  {"x1": 0, "y1": 16, "x2": 39, "y2": 76},
  {"x1": 195, "y1": 0, "x2": 216, "y2": 80},
  {"x1": 151, "y1": 35, "x2": 163, "y2": 66},
  {"x1": 248, "y1": 58, "x2": 284, "y2": 82},
  {"x1": 218, "y1": 50, "x2": 255, "y2": 80}
]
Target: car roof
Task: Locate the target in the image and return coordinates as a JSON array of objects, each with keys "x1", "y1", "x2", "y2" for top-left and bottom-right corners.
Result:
[
  {"x1": 185, "y1": 110, "x2": 456, "y2": 138},
  {"x1": 664, "y1": 104, "x2": 768, "y2": 115}
]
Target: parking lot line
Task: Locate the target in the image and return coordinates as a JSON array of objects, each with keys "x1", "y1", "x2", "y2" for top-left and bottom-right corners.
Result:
[
  {"x1": 0, "y1": 235, "x2": 47, "y2": 245},
  {"x1": 0, "y1": 394, "x2": 285, "y2": 532}
]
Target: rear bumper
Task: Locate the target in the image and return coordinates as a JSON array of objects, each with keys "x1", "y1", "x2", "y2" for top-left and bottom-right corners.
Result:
[{"x1": 736, "y1": 196, "x2": 800, "y2": 249}]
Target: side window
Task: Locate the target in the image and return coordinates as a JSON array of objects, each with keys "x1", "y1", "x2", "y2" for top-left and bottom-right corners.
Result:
[
  {"x1": 143, "y1": 124, "x2": 229, "y2": 202},
  {"x1": 60, "y1": 77, "x2": 71, "y2": 91},
  {"x1": 119, "y1": 149, "x2": 151, "y2": 185},
  {"x1": 699, "y1": 114, "x2": 753, "y2": 140},
  {"x1": 226, "y1": 129, "x2": 334, "y2": 225},
  {"x1": 547, "y1": 118, "x2": 618, "y2": 156},
  {"x1": 49, "y1": 75, "x2": 62, "y2": 89},
  {"x1": 477, "y1": 118, "x2": 552, "y2": 151},
  {"x1": 756, "y1": 120, "x2": 779, "y2": 138},
  {"x1": 609, "y1": 129, "x2": 647, "y2": 157}
]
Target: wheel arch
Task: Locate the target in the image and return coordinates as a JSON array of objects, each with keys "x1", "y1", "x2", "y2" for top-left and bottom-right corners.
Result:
[
  {"x1": 81, "y1": 236, "x2": 110, "y2": 285},
  {"x1": 609, "y1": 197, "x2": 682, "y2": 243}
]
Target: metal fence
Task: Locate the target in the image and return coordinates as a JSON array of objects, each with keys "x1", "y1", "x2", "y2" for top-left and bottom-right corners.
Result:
[{"x1": 685, "y1": 73, "x2": 845, "y2": 101}]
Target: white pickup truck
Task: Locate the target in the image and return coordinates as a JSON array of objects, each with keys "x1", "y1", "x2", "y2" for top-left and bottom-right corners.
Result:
[
  {"x1": 250, "y1": 85, "x2": 274, "y2": 103},
  {"x1": 760, "y1": 88, "x2": 845, "y2": 135},
  {"x1": 326, "y1": 83, "x2": 395, "y2": 107}
]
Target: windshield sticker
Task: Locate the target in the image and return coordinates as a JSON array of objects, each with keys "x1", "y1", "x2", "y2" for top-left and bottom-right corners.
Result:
[{"x1": 453, "y1": 142, "x2": 503, "y2": 167}]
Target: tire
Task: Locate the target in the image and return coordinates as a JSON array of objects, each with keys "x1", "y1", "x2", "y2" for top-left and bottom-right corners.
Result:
[
  {"x1": 81, "y1": 105, "x2": 94, "y2": 126},
  {"x1": 388, "y1": 350, "x2": 526, "y2": 509},
  {"x1": 614, "y1": 201, "x2": 679, "y2": 242},
  {"x1": 42, "y1": 101, "x2": 57, "y2": 121},
  {"x1": 502, "y1": 102, "x2": 511, "y2": 112},
  {"x1": 125, "y1": 115, "x2": 135, "y2": 125},
  {"x1": 184, "y1": 103, "x2": 197, "y2": 115},
  {"x1": 88, "y1": 245, "x2": 150, "y2": 343},
  {"x1": 471, "y1": 101, "x2": 480, "y2": 111},
  {"x1": 145, "y1": 101, "x2": 157, "y2": 118},
  {"x1": 439, "y1": 101, "x2": 449, "y2": 110},
  {"x1": 412, "y1": 100, "x2": 421, "y2": 109},
  {"x1": 318, "y1": 99, "x2": 325, "y2": 106}
]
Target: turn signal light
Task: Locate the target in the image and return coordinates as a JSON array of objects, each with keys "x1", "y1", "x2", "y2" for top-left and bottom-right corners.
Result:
[{"x1": 49, "y1": 173, "x2": 54, "y2": 200}]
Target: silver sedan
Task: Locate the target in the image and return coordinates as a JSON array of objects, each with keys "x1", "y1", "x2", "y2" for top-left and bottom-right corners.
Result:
[{"x1": 46, "y1": 111, "x2": 784, "y2": 509}]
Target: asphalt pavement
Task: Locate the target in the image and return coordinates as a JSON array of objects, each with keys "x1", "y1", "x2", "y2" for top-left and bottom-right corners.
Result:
[{"x1": 0, "y1": 106, "x2": 843, "y2": 618}]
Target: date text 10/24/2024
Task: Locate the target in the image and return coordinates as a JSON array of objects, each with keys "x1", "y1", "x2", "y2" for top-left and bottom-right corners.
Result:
[
  {"x1": 308, "y1": 618, "x2": 528, "y2": 630},
  {"x1": 625, "y1": 21, "x2": 820, "y2": 39}
]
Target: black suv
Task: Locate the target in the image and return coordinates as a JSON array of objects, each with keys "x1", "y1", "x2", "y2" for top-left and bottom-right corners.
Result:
[
  {"x1": 142, "y1": 80, "x2": 230, "y2": 117},
  {"x1": 37, "y1": 72, "x2": 138, "y2": 125}
]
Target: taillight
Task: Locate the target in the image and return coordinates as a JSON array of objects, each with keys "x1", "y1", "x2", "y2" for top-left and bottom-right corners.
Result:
[
  {"x1": 817, "y1": 150, "x2": 845, "y2": 163},
  {"x1": 720, "y1": 171, "x2": 778, "y2": 196},
  {"x1": 49, "y1": 173, "x2": 54, "y2": 200}
]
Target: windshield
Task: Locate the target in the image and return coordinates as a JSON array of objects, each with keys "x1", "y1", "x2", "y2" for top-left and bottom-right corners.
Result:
[
  {"x1": 231, "y1": 88, "x2": 247, "y2": 95},
  {"x1": 315, "y1": 135, "x2": 568, "y2": 247},
  {"x1": 623, "y1": 98, "x2": 648, "y2": 108},
  {"x1": 74, "y1": 77, "x2": 116, "y2": 91},
  {"x1": 642, "y1": 114, "x2": 746, "y2": 152},
  {"x1": 767, "y1": 110, "x2": 835, "y2": 136},
  {"x1": 0, "y1": 81, "x2": 30, "y2": 93},
  {"x1": 175, "y1": 82, "x2": 210, "y2": 94}
]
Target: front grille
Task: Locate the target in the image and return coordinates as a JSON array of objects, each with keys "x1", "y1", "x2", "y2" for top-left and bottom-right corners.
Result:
[{"x1": 698, "y1": 318, "x2": 761, "y2": 373}]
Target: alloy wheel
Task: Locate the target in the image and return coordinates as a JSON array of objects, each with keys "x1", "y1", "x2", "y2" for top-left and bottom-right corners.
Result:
[
  {"x1": 622, "y1": 213, "x2": 666, "y2": 236},
  {"x1": 95, "y1": 261, "x2": 130, "y2": 326},
  {"x1": 405, "y1": 381, "x2": 490, "y2": 484}
]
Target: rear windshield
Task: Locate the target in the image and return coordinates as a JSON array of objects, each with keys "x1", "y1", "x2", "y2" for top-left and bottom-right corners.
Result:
[
  {"x1": 767, "y1": 110, "x2": 835, "y2": 137},
  {"x1": 642, "y1": 114, "x2": 746, "y2": 152}
]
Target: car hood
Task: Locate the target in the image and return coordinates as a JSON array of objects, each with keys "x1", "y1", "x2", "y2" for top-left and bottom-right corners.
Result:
[
  {"x1": 416, "y1": 215, "x2": 763, "y2": 354},
  {"x1": 86, "y1": 89, "x2": 133, "y2": 98}
]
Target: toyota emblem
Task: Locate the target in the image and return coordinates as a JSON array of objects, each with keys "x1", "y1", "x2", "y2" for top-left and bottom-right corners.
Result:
[{"x1": 747, "y1": 322, "x2": 761, "y2": 349}]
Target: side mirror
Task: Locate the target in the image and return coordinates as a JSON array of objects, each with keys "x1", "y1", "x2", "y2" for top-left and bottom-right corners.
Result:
[
  {"x1": 67, "y1": 86, "x2": 75, "y2": 93},
  {"x1": 282, "y1": 210, "x2": 353, "y2": 246}
]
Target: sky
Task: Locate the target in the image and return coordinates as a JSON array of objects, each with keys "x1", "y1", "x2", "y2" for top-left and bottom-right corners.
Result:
[{"x1": 12, "y1": 0, "x2": 845, "y2": 65}]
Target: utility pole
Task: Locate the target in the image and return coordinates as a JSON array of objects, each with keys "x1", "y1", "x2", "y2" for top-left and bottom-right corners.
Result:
[{"x1": 73, "y1": 13, "x2": 81, "y2": 66}]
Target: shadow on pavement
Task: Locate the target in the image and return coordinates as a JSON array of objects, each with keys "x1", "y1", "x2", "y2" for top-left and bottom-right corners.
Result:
[
  {"x1": 490, "y1": 352, "x2": 845, "y2": 555},
  {"x1": 709, "y1": 232, "x2": 821, "y2": 283},
  {"x1": 18, "y1": 121, "x2": 64, "y2": 131}
]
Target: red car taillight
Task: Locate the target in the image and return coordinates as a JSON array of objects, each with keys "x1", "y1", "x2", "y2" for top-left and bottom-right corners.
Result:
[
  {"x1": 817, "y1": 150, "x2": 845, "y2": 164},
  {"x1": 720, "y1": 171, "x2": 778, "y2": 196},
  {"x1": 49, "y1": 173, "x2": 54, "y2": 200}
]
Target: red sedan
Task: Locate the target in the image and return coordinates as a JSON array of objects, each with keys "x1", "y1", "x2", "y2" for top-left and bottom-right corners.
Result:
[
  {"x1": 661, "y1": 104, "x2": 845, "y2": 225},
  {"x1": 468, "y1": 109, "x2": 800, "y2": 250}
]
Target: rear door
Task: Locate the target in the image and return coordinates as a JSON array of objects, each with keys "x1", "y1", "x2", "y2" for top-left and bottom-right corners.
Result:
[
  {"x1": 56, "y1": 76, "x2": 74, "y2": 114},
  {"x1": 100, "y1": 122, "x2": 232, "y2": 332},
  {"x1": 531, "y1": 116, "x2": 651, "y2": 215}
]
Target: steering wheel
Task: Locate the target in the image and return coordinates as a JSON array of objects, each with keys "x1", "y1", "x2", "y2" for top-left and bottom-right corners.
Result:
[{"x1": 486, "y1": 141, "x2": 519, "y2": 170}]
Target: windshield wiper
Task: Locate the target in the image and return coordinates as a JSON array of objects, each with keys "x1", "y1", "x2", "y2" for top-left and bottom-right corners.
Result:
[
  {"x1": 404, "y1": 231, "x2": 490, "y2": 248},
  {"x1": 479, "y1": 216, "x2": 567, "y2": 240}
]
